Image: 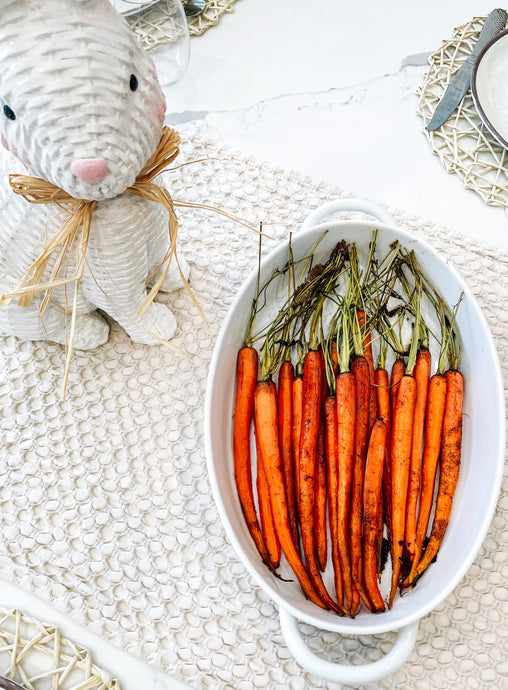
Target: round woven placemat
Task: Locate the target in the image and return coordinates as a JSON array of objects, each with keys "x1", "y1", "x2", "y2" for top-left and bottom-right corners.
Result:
[
  {"x1": 128, "y1": 0, "x2": 238, "y2": 48},
  {"x1": 417, "y1": 14, "x2": 508, "y2": 210},
  {"x1": 0, "y1": 609, "x2": 120, "y2": 689}
]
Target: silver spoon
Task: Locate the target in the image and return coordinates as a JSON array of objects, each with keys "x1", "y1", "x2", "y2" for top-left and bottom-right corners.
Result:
[
  {"x1": 184, "y1": 0, "x2": 205, "y2": 17},
  {"x1": 0, "y1": 678, "x2": 27, "y2": 690}
]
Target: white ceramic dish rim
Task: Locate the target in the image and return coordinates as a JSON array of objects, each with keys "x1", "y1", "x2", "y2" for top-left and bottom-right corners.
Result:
[
  {"x1": 471, "y1": 28, "x2": 508, "y2": 150},
  {"x1": 204, "y1": 199, "x2": 505, "y2": 679}
]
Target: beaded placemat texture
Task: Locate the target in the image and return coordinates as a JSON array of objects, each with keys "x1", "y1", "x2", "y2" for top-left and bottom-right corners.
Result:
[
  {"x1": 0, "y1": 608, "x2": 120, "y2": 689},
  {"x1": 418, "y1": 14, "x2": 508, "y2": 210},
  {"x1": 0, "y1": 128, "x2": 506, "y2": 690}
]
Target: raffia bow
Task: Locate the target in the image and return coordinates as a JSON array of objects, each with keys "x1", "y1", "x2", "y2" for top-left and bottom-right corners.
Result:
[{"x1": 3, "y1": 126, "x2": 185, "y2": 317}]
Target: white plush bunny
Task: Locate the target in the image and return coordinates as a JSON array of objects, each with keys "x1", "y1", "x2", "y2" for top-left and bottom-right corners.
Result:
[{"x1": 0, "y1": 0, "x2": 189, "y2": 349}]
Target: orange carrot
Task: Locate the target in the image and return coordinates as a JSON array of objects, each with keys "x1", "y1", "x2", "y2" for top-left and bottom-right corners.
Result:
[
  {"x1": 233, "y1": 347, "x2": 272, "y2": 568},
  {"x1": 299, "y1": 350, "x2": 342, "y2": 613},
  {"x1": 413, "y1": 369, "x2": 463, "y2": 579},
  {"x1": 314, "y1": 419, "x2": 328, "y2": 570},
  {"x1": 405, "y1": 348, "x2": 431, "y2": 564},
  {"x1": 254, "y1": 380, "x2": 325, "y2": 608},
  {"x1": 292, "y1": 374, "x2": 303, "y2": 522},
  {"x1": 390, "y1": 358, "x2": 406, "y2": 417},
  {"x1": 324, "y1": 394, "x2": 343, "y2": 608},
  {"x1": 375, "y1": 365, "x2": 391, "y2": 576},
  {"x1": 404, "y1": 373, "x2": 447, "y2": 586},
  {"x1": 256, "y1": 430, "x2": 280, "y2": 568},
  {"x1": 350, "y1": 355, "x2": 373, "y2": 611},
  {"x1": 336, "y1": 372, "x2": 356, "y2": 615},
  {"x1": 389, "y1": 374, "x2": 417, "y2": 607},
  {"x1": 362, "y1": 419, "x2": 387, "y2": 612},
  {"x1": 278, "y1": 360, "x2": 299, "y2": 547}
]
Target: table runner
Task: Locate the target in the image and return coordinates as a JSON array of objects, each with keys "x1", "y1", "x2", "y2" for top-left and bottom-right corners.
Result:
[{"x1": 0, "y1": 128, "x2": 506, "y2": 690}]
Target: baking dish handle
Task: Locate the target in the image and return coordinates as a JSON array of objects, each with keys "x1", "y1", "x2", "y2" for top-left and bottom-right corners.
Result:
[
  {"x1": 300, "y1": 198, "x2": 395, "y2": 231},
  {"x1": 279, "y1": 608, "x2": 419, "y2": 684}
]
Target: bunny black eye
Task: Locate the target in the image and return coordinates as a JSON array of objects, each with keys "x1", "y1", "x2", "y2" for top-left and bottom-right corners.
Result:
[
  {"x1": 129, "y1": 74, "x2": 138, "y2": 92},
  {"x1": 3, "y1": 105, "x2": 15, "y2": 121}
]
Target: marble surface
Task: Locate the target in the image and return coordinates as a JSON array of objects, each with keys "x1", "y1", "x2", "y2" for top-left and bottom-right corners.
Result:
[
  {"x1": 3, "y1": 3, "x2": 506, "y2": 690},
  {"x1": 165, "y1": 0, "x2": 508, "y2": 250}
]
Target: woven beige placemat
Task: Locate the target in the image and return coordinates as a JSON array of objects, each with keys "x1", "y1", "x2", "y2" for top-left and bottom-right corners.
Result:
[
  {"x1": 129, "y1": 0, "x2": 238, "y2": 47},
  {"x1": 0, "y1": 609, "x2": 120, "y2": 689},
  {"x1": 0, "y1": 127, "x2": 506, "y2": 690},
  {"x1": 418, "y1": 14, "x2": 508, "y2": 210}
]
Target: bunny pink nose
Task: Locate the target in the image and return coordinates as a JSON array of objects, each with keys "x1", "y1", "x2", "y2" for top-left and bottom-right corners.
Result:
[{"x1": 71, "y1": 158, "x2": 108, "y2": 184}]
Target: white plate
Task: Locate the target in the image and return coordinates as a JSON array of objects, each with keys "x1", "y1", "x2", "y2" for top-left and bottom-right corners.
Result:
[
  {"x1": 472, "y1": 29, "x2": 508, "y2": 148},
  {"x1": 109, "y1": 0, "x2": 161, "y2": 16},
  {"x1": 204, "y1": 199, "x2": 505, "y2": 684}
]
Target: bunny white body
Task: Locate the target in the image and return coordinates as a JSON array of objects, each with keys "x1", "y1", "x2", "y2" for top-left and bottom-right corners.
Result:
[{"x1": 0, "y1": 0, "x2": 188, "y2": 348}]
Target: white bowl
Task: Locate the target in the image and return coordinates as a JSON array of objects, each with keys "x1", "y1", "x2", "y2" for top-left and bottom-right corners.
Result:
[{"x1": 204, "y1": 199, "x2": 505, "y2": 684}]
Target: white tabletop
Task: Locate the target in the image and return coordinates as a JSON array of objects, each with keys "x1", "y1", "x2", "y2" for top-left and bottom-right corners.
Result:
[{"x1": 166, "y1": 0, "x2": 508, "y2": 250}]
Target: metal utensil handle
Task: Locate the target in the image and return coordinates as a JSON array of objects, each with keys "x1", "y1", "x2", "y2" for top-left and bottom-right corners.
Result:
[
  {"x1": 279, "y1": 608, "x2": 419, "y2": 684},
  {"x1": 300, "y1": 198, "x2": 395, "y2": 232},
  {"x1": 468, "y1": 8, "x2": 508, "y2": 63},
  {"x1": 0, "y1": 677, "x2": 27, "y2": 690}
]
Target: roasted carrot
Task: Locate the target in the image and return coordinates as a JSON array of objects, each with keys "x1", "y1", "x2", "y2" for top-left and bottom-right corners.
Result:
[
  {"x1": 405, "y1": 348, "x2": 431, "y2": 565},
  {"x1": 363, "y1": 419, "x2": 387, "y2": 612},
  {"x1": 314, "y1": 419, "x2": 328, "y2": 571},
  {"x1": 390, "y1": 358, "x2": 406, "y2": 417},
  {"x1": 254, "y1": 380, "x2": 326, "y2": 608},
  {"x1": 278, "y1": 360, "x2": 299, "y2": 547},
  {"x1": 350, "y1": 355, "x2": 373, "y2": 611},
  {"x1": 299, "y1": 350, "x2": 342, "y2": 613},
  {"x1": 292, "y1": 372, "x2": 303, "y2": 523},
  {"x1": 413, "y1": 369, "x2": 463, "y2": 579},
  {"x1": 233, "y1": 347, "x2": 272, "y2": 568},
  {"x1": 389, "y1": 373, "x2": 417, "y2": 607},
  {"x1": 325, "y1": 394, "x2": 343, "y2": 608},
  {"x1": 375, "y1": 363, "x2": 391, "y2": 577},
  {"x1": 404, "y1": 373, "x2": 447, "y2": 586},
  {"x1": 256, "y1": 429, "x2": 280, "y2": 568},
  {"x1": 336, "y1": 371, "x2": 356, "y2": 615}
]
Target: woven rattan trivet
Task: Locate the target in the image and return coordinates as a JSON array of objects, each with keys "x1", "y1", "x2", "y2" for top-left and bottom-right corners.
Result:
[
  {"x1": 418, "y1": 14, "x2": 508, "y2": 210},
  {"x1": 0, "y1": 609, "x2": 120, "y2": 689},
  {"x1": 128, "y1": 0, "x2": 238, "y2": 47}
]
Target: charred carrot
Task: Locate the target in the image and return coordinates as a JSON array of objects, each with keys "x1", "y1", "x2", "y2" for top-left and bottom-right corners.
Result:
[
  {"x1": 363, "y1": 419, "x2": 387, "y2": 612},
  {"x1": 314, "y1": 419, "x2": 328, "y2": 571},
  {"x1": 375, "y1": 361, "x2": 391, "y2": 577},
  {"x1": 390, "y1": 358, "x2": 406, "y2": 417},
  {"x1": 350, "y1": 355, "x2": 373, "y2": 610},
  {"x1": 254, "y1": 380, "x2": 325, "y2": 608},
  {"x1": 336, "y1": 371, "x2": 356, "y2": 614},
  {"x1": 292, "y1": 371, "x2": 303, "y2": 522},
  {"x1": 404, "y1": 373, "x2": 447, "y2": 586},
  {"x1": 325, "y1": 394, "x2": 344, "y2": 608},
  {"x1": 299, "y1": 350, "x2": 342, "y2": 613},
  {"x1": 405, "y1": 348, "x2": 431, "y2": 565},
  {"x1": 413, "y1": 369, "x2": 463, "y2": 579},
  {"x1": 278, "y1": 360, "x2": 299, "y2": 547},
  {"x1": 388, "y1": 373, "x2": 417, "y2": 607},
  {"x1": 233, "y1": 347, "x2": 272, "y2": 568},
  {"x1": 256, "y1": 429, "x2": 280, "y2": 568}
]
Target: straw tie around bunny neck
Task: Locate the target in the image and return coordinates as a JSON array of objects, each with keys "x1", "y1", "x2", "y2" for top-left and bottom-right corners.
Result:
[{"x1": 2, "y1": 126, "x2": 185, "y2": 317}]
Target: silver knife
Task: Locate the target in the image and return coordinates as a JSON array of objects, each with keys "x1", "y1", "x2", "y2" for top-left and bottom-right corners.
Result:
[
  {"x1": 427, "y1": 8, "x2": 507, "y2": 131},
  {"x1": 0, "y1": 677, "x2": 27, "y2": 690}
]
